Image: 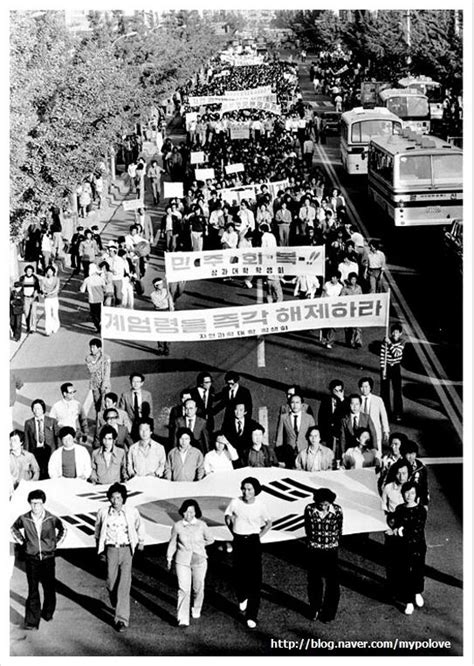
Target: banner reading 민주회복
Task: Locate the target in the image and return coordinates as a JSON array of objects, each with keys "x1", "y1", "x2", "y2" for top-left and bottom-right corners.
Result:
[
  {"x1": 101, "y1": 293, "x2": 388, "y2": 343},
  {"x1": 9, "y1": 469, "x2": 387, "y2": 549},
  {"x1": 164, "y1": 246, "x2": 325, "y2": 281}
]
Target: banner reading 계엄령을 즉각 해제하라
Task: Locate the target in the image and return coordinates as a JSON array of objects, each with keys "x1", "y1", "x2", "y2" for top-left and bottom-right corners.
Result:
[{"x1": 101, "y1": 293, "x2": 389, "y2": 343}]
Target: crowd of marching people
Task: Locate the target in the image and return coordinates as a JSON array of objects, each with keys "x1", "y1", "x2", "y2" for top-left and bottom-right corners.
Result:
[{"x1": 11, "y1": 49, "x2": 430, "y2": 636}]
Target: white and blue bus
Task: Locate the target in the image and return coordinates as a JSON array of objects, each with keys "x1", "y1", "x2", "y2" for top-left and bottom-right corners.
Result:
[
  {"x1": 367, "y1": 131, "x2": 463, "y2": 227},
  {"x1": 378, "y1": 88, "x2": 431, "y2": 134},
  {"x1": 340, "y1": 106, "x2": 402, "y2": 175}
]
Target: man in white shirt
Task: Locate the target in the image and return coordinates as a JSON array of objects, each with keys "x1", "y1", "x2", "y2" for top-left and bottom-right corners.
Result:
[
  {"x1": 48, "y1": 427, "x2": 92, "y2": 479},
  {"x1": 50, "y1": 383, "x2": 88, "y2": 441},
  {"x1": 358, "y1": 377, "x2": 389, "y2": 454},
  {"x1": 104, "y1": 241, "x2": 128, "y2": 306},
  {"x1": 259, "y1": 224, "x2": 277, "y2": 249}
]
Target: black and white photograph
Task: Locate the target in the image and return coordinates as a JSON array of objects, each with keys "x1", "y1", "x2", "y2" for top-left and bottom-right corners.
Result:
[{"x1": 7, "y1": 3, "x2": 471, "y2": 661}]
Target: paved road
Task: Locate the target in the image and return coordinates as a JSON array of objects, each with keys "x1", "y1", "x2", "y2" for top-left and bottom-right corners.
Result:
[{"x1": 9, "y1": 68, "x2": 463, "y2": 657}]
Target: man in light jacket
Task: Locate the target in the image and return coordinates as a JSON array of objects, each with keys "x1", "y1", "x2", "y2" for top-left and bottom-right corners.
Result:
[
  {"x1": 48, "y1": 427, "x2": 92, "y2": 480},
  {"x1": 95, "y1": 483, "x2": 145, "y2": 632}
]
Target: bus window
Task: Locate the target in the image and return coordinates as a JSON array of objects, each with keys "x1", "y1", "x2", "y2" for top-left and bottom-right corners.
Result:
[
  {"x1": 352, "y1": 120, "x2": 399, "y2": 142},
  {"x1": 369, "y1": 149, "x2": 393, "y2": 184},
  {"x1": 387, "y1": 97, "x2": 407, "y2": 116},
  {"x1": 399, "y1": 155, "x2": 432, "y2": 186},
  {"x1": 432, "y1": 154, "x2": 463, "y2": 184},
  {"x1": 406, "y1": 97, "x2": 429, "y2": 117}
]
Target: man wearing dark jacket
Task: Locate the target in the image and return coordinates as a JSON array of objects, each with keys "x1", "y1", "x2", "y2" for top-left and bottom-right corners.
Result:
[{"x1": 11, "y1": 489, "x2": 66, "y2": 630}]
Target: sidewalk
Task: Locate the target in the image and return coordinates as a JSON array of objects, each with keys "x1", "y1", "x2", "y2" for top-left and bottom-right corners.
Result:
[{"x1": 9, "y1": 109, "x2": 192, "y2": 435}]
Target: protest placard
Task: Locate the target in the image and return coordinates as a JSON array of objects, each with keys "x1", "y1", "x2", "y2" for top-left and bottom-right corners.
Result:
[
  {"x1": 195, "y1": 168, "x2": 215, "y2": 181},
  {"x1": 163, "y1": 182, "x2": 184, "y2": 199}
]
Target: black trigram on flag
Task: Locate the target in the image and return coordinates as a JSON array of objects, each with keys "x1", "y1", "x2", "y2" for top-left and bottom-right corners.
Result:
[
  {"x1": 61, "y1": 512, "x2": 97, "y2": 536},
  {"x1": 77, "y1": 490, "x2": 143, "y2": 503},
  {"x1": 261, "y1": 477, "x2": 315, "y2": 502},
  {"x1": 271, "y1": 512, "x2": 305, "y2": 533}
]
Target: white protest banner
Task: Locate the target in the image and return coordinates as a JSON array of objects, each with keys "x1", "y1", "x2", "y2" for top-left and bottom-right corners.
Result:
[
  {"x1": 165, "y1": 246, "x2": 326, "y2": 281},
  {"x1": 195, "y1": 168, "x2": 215, "y2": 181},
  {"x1": 230, "y1": 125, "x2": 250, "y2": 140},
  {"x1": 9, "y1": 469, "x2": 386, "y2": 549},
  {"x1": 122, "y1": 198, "x2": 144, "y2": 211},
  {"x1": 225, "y1": 163, "x2": 245, "y2": 175},
  {"x1": 190, "y1": 151, "x2": 206, "y2": 165},
  {"x1": 266, "y1": 179, "x2": 290, "y2": 198},
  {"x1": 163, "y1": 182, "x2": 184, "y2": 199},
  {"x1": 222, "y1": 99, "x2": 281, "y2": 115},
  {"x1": 188, "y1": 95, "x2": 224, "y2": 106},
  {"x1": 101, "y1": 293, "x2": 389, "y2": 343},
  {"x1": 224, "y1": 86, "x2": 272, "y2": 98}
]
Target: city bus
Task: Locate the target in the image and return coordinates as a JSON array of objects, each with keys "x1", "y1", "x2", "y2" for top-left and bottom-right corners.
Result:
[
  {"x1": 340, "y1": 106, "x2": 403, "y2": 175},
  {"x1": 378, "y1": 88, "x2": 431, "y2": 134},
  {"x1": 367, "y1": 131, "x2": 463, "y2": 227}
]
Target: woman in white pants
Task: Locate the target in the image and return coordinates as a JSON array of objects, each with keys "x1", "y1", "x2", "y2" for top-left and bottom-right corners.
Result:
[
  {"x1": 42, "y1": 265, "x2": 60, "y2": 335},
  {"x1": 167, "y1": 500, "x2": 214, "y2": 627}
]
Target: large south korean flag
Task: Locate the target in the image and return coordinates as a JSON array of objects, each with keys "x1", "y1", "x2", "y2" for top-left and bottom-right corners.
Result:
[{"x1": 9, "y1": 468, "x2": 387, "y2": 549}]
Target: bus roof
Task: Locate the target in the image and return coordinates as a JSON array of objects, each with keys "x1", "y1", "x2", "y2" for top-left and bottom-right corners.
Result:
[
  {"x1": 379, "y1": 88, "x2": 427, "y2": 100},
  {"x1": 341, "y1": 107, "x2": 401, "y2": 122},
  {"x1": 369, "y1": 132, "x2": 463, "y2": 156}
]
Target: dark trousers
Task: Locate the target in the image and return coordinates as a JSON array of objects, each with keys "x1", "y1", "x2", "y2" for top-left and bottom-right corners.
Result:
[
  {"x1": 381, "y1": 364, "x2": 403, "y2": 417},
  {"x1": 89, "y1": 302, "x2": 102, "y2": 332},
  {"x1": 233, "y1": 534, "x2": 262, "y2": 621},
  {"x1": 10, "y1": 312, "x2": 22, "y2": 341},
  {"x1": 276, "y1": 444, "x2": 297, "y2": 469},
  {"x1": 81, "y1": 258, "x2": 91, "y2": 278},
  {"x1": 25, "y1": 556, "x2": 56, "y2": 627},
  {"x1": 32, "y1": 445, "x2": 52, "y2": 480},
  {"x1": 307, "y1": 548, "x2": 340, "y2": 620},
  {"x1": 394, "y1": 545, "x2": 426, "y2": 604}
]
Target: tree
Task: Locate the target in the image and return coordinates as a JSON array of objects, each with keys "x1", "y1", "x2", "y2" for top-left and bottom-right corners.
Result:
[{"x1": 10, "y1": 9, "x2": 221, "y2": 240}]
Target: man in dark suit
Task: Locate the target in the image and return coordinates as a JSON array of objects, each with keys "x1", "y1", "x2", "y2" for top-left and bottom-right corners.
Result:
[
  {"x1": 275, "y1": 394, "x2": 316, "y2": 469},
  {"x1": 217, "y1": 371, "x2": 253, "y2": 425},
  {"x1": 119, "y1": 373, "x2": 154, "y2": 441},
  {"x1": 24, "y1": 399, "x2": 60, "y2": 479},
  {"x1": 222, "y1": 403, "x2": 261, "y2": 458},
  {"x1": 173, "y1": 399, "x2": 210, "y2": 454},
  {"x1": 339, "y1": 394, "x2": 377, "y2": 456},
  {"x1": 190, "y1": 372, "x2": 216, "y2": 431},
  {"x1": 317, "y1": 379, "x2": 348, "y2": 450},
  {"x1": 168, "y1": 389, "x2": 192, "y2": 446}
]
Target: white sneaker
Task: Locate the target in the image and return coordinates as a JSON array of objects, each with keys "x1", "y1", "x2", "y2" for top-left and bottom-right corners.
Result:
[
  {"x1": 404, "y1": 603, "x2": 414, "y2": 615},
  {"x1": 191, "y1": 608, "x2": 201, "y2": 619},
  {"x1": 178, "y1": 621, "x2": 189, "y2": 627},
  {"x1": 246, "y1": 619, "x2": 257, "y2": 629},
  {"x1": 415, "y1": 594, "x2": 424, "y2": 608},
  {"x1": 239, "y1": 599, "x2": 248, "y2": 612},
  {"x1": 226, "y1": 543, "x2": 233, "y2": 553}
]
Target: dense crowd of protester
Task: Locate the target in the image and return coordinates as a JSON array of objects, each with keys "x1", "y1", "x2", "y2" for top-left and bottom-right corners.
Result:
[{"x1": 11, "y1": 48, "x2": 430, "y2": 635}]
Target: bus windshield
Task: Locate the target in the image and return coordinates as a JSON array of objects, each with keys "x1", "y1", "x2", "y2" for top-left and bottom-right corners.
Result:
[
  {"x1": 386, "y1": 96, "x2": 429, "y2": 118},
  {"x1": 432, "y1": 154, "x2": 463, "y2": 184},
  {"x1": 398, "y1": 155, "x2": 432, "y2": 186},
  {"x1": 398, "y1": 153, "x2": 463, "y2": 186},
  {"x1": 351, "y1": 119, "x2": 401, "y2": 143}
]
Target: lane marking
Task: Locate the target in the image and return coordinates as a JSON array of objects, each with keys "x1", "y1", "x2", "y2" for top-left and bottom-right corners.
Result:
[
  {"x1": 314, "y1": 142, "x2": 463, "y2": 440},
  {"x1": 258, "y1": 406, "x2": 269, "y2": 444},
  {"x1": 420, "y1": 456, "x2": 463, "y2": 465},
  {"x1": 256, "y1": 277, "x2": 266, "y2": 368}
]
